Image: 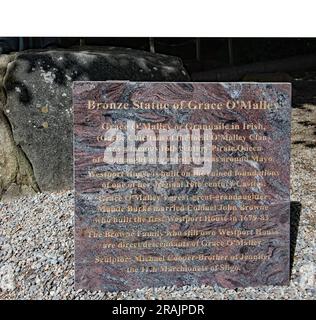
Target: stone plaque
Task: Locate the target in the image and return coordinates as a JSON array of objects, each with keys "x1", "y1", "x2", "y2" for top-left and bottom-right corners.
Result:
[{"x1": 73, "y1": 81, "x2": 291, "y2": 291}]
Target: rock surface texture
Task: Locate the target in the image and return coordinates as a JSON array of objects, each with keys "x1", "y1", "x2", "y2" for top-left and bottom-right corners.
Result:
[
  {"x1": 0, "y1": 54, "x2": 39, "y2": 200},
  {"x1": 0, "y1": 48, "x2": 190, "y2": 199}
]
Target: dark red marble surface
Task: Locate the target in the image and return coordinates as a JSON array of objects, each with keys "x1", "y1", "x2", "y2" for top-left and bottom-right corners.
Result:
[{"x1": 73, "y1": 82, "x2": 291, "y2": 291}]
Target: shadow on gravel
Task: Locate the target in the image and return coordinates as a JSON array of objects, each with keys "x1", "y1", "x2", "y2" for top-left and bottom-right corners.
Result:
[
  {"x1": 292, "y1": 80, "x2": 316, "y2": 108},
  {"x1": 290, "y1": 201, "x2": 302, "y2": 274}
]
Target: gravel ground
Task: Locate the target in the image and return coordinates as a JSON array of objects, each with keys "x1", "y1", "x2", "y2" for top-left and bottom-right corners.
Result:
[{"x1": 0, "y1": 106, "x2": 315, "y2": 300}]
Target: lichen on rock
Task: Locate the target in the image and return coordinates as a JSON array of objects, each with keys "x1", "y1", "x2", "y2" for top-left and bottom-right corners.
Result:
[{"x1": 0, "y1": 54, "x2": 39, "y2": 200}]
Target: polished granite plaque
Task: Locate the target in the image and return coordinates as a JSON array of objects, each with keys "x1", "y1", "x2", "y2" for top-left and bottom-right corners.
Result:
[{"x1": 73, "y1": 81, "x2": 291, "y2": 291}]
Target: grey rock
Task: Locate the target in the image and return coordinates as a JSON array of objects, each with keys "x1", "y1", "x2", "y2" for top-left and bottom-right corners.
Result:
[{"x1": 3, "y1": 48, "x2": 190, "y2": 193}]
